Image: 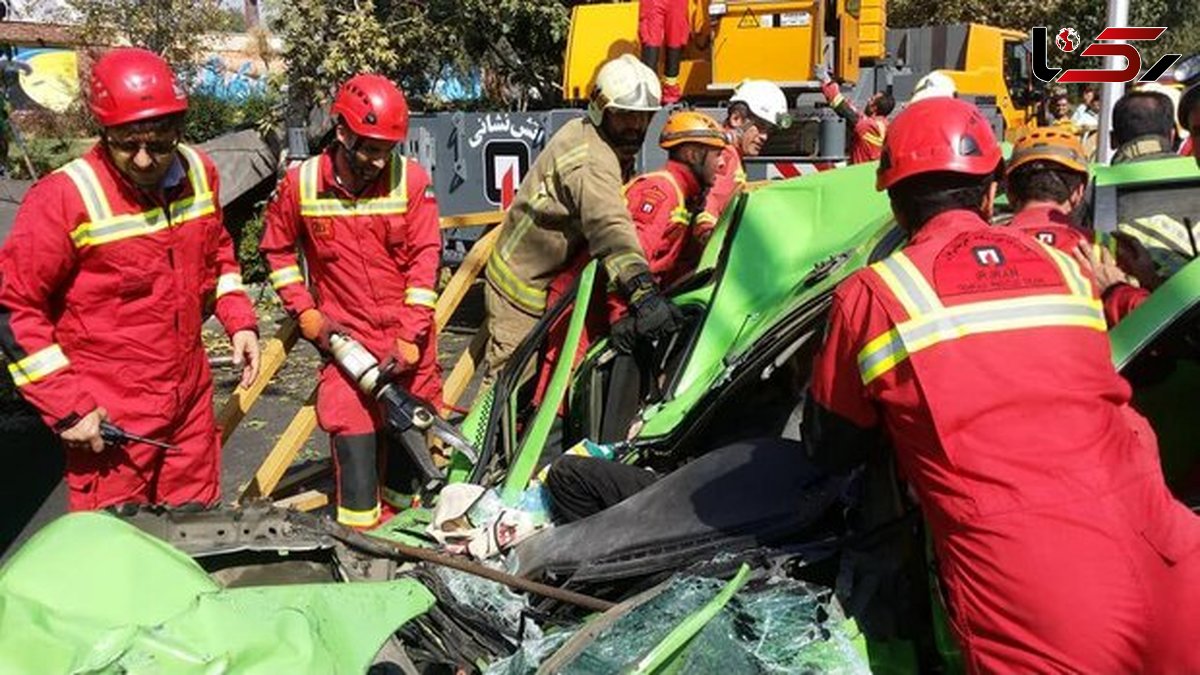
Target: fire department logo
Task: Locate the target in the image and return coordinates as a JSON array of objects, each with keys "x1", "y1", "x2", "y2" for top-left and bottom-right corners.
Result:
[
  {"x1": 1035, "y1": 231, "x2": 1056, "y2": 245},
  {"x1": 1056, "y1": 27, "x2": 1080, "y2": 53},
  {"x1": 973, "y1": 246, "x2": 1005, "y2": 266}
]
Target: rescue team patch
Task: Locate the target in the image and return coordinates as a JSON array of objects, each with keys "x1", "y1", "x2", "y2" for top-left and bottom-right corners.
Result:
[
  {"x1": 634, "y1": 184, "x2": 667, "y2": 217},
  {"x1": 935, "y1": 232, "x2": 1064, "y2": 298},
  {"x1": 1036, "y1": 231, "x2": 1056, "y2": 246},
  {"x1": 311, "y1": 219, "x2": 334, "y2": 240}
]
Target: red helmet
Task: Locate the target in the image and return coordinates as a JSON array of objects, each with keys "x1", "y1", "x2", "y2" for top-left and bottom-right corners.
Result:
[
  {"x1": 89, "y1": 48, "x2": 188, "y2": 128},
  {"x1": 331, "y1": 74, "x2": 409, "y2": 143},
  {"x1": 876, "y1": 97, "x2": 1002, "y2": 191}
]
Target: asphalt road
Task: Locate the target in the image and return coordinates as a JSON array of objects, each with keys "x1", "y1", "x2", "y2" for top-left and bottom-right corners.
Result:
[{"x1": 0, "y1": 282, "x2": 484, "y2": 562}]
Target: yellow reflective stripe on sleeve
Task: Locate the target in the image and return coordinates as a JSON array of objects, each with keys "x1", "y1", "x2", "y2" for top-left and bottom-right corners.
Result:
[
  {"x1": 604, "y1": 251, "x2": 648, "y2": 280},
  {"x1": 405, "y1": 287, "x2": 438, "y2": 308},
  {"x1": 670, "y1": 207, "x2": 691, "y2": 226},
  {"x1": 1040, "y1": 245, "x2": 1091, "y2": 298},
  {"x1": 269, "y1": 265, "x2": 304, "y2": 290},
  {"x1": 336, "y1": 504, "x2": 382, "y2": 528},
  {"x1": 555, "y1": 143, "x2": 589, "y2": 174},
  {"x1": 485, "y1": 249, "x2": 548, "y2": 314},
  {"x1": 298, "y1": 156, "x2": 409, "y2": 217},
  {"x1": 863, "y1": 132, "x2": 885, "y2": 147},
  {"x1": 857, "y1": 294, "x2": 1105, "y2": 384},
  {"x1": 870, "y1": 252, "x2": 943, "y2": 317},
  {"x1": 831, "y1": 94, "x2": 846, "y2": 108},
  {"x1": 696, "y1": 211, "x2": 718, "y2": 226},
  {"x1": 7, "y1": 344, "x2": 70, "y2": 387},
  {"x1": 734, "y1": 168, "x2": 747, "y2": 185},
  {"x1": 215, "y1": 272, "x2": 246, "y2": 298}
]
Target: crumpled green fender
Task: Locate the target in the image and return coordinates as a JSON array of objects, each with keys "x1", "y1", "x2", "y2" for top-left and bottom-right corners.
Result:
[
  {"x1": 641, "y1": 161, "x2": 896, "y2": 437},
  {"x1": 0, "y1": 512, "x2": 434, "y2": 674}
]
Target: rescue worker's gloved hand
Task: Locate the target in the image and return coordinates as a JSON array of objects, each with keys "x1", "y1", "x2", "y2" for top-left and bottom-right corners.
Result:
[
  {"x1": 610, "y1": 315, "x2": 639, "y2": 354},
  {"x1": 380, "y1": 337, "x2": 420, "y2": 381},
  {"x1": 61, "y1": 406, "x2": 108, "y2": 454},
  {"x1": 297, "y1": 308, "x2": 346, "y2": 354},
  {"x1": 625, "y1": 273, "x2": 683, "y2": 343}
]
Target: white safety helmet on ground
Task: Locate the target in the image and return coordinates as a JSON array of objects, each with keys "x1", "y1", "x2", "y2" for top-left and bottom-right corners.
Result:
[
  {"x1": 730, "y1": 79, "x2": 792, "y2": 128},
  {"x1": 587, "y1": 54, "x2": 662, "y2": 126},
  {"x1": 912, "y1": 70, "x2": 957, "y2": 102}
]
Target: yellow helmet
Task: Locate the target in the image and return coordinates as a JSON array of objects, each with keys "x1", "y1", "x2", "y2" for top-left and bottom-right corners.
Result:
[
  {"x1": 659, "y1": 111, "x2": 725, "y2": 149},
  {"x1": 1006, "y1": 126, "x2": 1088, "y2": 177}
]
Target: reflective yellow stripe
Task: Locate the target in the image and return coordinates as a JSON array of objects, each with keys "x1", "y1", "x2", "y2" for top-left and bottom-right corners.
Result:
[
  {"x1": 215, "y1": 272, "x2": 246, "y2": 298},
  {"x1": 60, "y1": 160, "x2": 108, "y2": 223},
  {"x1": 8, "y1": 344, "x2": 70, "y2": 387},
  {"x1": 380, "y1": 487, "x2": 412, "y2": 509},
  {"x1": 857, "y1": 294, "x2": 1106, "y2": 384},
  {"x1": 64, "y1": 146, "x2": 216, "y2": 249},
  {"x1": 298, "y1": 156, "x2": 409, "y2": 217},
  {"x1": 696, "y1": 211, "x2": 718, "y2": 226},
  {"x1": 269, "y1": 265, "x2": 304, "y2": 290},
  {"x1": 1040, "y1": 245, "x2": 1091, "y2": 298},
  {"x1": 670, "y1": 207, "x2": 691, "y2": 226},
  {"x1": 870, "y1": 252, "x2": 942, "y2": 318},
  {"x1": 177, "y1": 144, "x2": 211, "y2": 195},
  {"x1": 405, "y1": 287, "x2": 438, "y2": 308},
  {"x1": 831, "y1": 94, "x2": 846, "y2": 108},
  {"x1": 604, "y1": 251, "x2": 648, "y2": 281},
  {"x1": 485, "y1": 249, "x2": 547, "y2": 314},
  {"x1": 337, "y1": 504, "x2": 381, "y2": 528}
]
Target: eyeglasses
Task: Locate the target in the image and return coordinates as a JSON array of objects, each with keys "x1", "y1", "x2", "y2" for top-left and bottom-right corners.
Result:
[{"x1": 106, "y1": 137, "x2": 179, "y2": 156}]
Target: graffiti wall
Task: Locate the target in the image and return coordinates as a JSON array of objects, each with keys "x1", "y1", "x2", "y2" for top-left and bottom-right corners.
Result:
[
  {"x1": 0, "y1": 31, "x2": 282, "y2": 113},
  {"x1": 10, "y1": 47, "x2": 77, "y2": 112}
]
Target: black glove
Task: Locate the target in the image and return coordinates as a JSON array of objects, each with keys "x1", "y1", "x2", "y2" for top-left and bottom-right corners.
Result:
[
  {"x1": 623, "y1": 273, "x2": 682, "y2": 343},
  {"x1": 610, "y1": 315, "x2": 639, "y2": 354},
  {"x1": 634, "y1": 292, "x2": 682, "y2": 342}
]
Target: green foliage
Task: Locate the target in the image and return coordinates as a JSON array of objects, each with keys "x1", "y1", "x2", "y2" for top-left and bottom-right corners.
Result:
[
  {"x1": 278, "y1": 0, "x2": 573, "y2": 113},
  {"x1": 184, "y1": 88, "x2": 282, "y2": 144},
  {"x1": 66, "y1": 0, "x2": 240, "y2": 80},
  {"x1": 236, "y1": 208, "x2": 268, "y2": 284}
]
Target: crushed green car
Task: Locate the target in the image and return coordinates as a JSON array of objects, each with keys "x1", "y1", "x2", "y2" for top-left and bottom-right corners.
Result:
[{"x1": 4, "y1": 156, "x2": 1198, "y2": 673}]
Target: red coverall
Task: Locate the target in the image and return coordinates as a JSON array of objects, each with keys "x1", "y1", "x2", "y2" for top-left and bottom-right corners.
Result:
[
  {"x1": 260, "y1": 151, "x2": 442, "y2": 523},
  {"x1": 535, "y1": 160, "x2": 703, "y2": 402},
  {"x1": 821, "y1": 80, "x2": 887, "y2": 164},
  {"x1": 0, "y1": 144, "x2": 257, "y2": 510},
  {"x1": 697, "y1": 142, "x2": 744, "y2": 238},
  {"x1": 809, "y1": 208, "x2": 1200, "y2": 673},
  {"x1": 638, "y1": 0, "x2": 690, "y2": 49},
  {"x1": 1009, "y1": 204, "x2": 1150, "y2": 324}
]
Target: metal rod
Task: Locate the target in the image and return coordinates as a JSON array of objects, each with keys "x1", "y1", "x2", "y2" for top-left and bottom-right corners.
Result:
[
  {"x1": 1097, "y1": 0, "x2": 1130, "y2": 162},
  {"x1": 332, "y1": 526, "x2": 615, "y2": 613}
]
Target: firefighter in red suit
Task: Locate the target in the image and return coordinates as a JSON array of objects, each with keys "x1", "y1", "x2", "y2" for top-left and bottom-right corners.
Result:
[
  {"x1": 533, "y1": 111, "x2": 725, "y2": 402},
  {"x1": 697, "y1": 80, "x2": 791, "y2": 239},
  {"x1": 638, "y1": 0, "x2": 690, "y2": 104},
  {"x1": 817, "y1": 66, "x2": 892, "y2": 164},
  {"x1": 260, "y1": 74, "x2": 442, "y2": 529},
  {"x1": 1003, "y1": 126, "x2": 1156, "y2": 325},
  {"x1": 805, "y1": 97, "x2": 1200, "y2": 673},
  {"x1": 0, "y1": 48, "x2": 260, "y2": 510}
]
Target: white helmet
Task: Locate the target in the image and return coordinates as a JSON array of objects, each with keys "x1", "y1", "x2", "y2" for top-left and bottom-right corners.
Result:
[
  {"x1": 912, "y1": 70, "x2": 957, "y2": 102},
  {"x1": 587, "y1": 54, "x2": 661, "y2": 125},
  {"x1": 730, "y1": 79, "x2": 792, "y2": 128}
]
